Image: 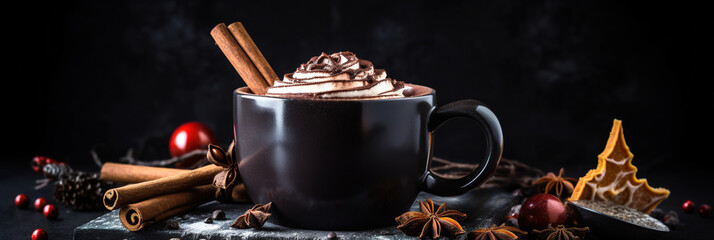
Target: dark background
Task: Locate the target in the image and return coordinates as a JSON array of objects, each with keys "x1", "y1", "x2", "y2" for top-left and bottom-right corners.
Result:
[{"x1": 3, "y1": 0, "x2": 713, "y2": 238}]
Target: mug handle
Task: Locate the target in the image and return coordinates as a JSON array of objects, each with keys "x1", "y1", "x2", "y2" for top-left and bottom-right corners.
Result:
[{"x1": 421, "y1": 99, "x2": 503, "y2": 196}]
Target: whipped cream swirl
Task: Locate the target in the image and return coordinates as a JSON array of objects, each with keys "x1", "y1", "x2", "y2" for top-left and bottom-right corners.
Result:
[{"x1": 266, "y1": 51, "x2": 405, "y2": 99}]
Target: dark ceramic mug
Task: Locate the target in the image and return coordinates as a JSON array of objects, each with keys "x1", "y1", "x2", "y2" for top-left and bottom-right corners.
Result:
[{"x1": 233, "y1": 84, "x2": 502, "y2": 230}]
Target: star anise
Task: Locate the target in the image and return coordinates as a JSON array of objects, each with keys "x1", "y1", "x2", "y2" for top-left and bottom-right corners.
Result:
[
  {"x1": 231, "y1": 202, "x2": 273, "y2": 229},
  {"x1": 533, "y1": 168, "x2": 577, "y2": 200},
  {"x1": 395, "y1": 199, "x2": 467, "y2": 239},
  {"x1": 207, "y1": 141, "x2": 240, "y2": 190},
  {"x1": 532, "y1": 225, "x2": 589, "y2": 240},
  {"x1": 467, "y1": 223, "x2": 527, "y2": 240}
]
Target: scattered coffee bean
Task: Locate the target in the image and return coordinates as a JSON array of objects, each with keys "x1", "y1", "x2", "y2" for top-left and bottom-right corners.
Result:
[
  {"x1": 663, "y1": 211, "x2": 679, "y2": 229},
  {"x1": 166, "y1": 220, "x2": 180, "y2": 230},
  {"x1": 664, "y1": 216, "x2": 679, "y2": 229},
  {"x1": 212, "y1": 210, "x2": 226, "y2": 220},
  {"x1": 664, "y1": 210, "x2": 678, "y2": 220},
  {"x1": 327, "y1": 231, "x2": 337, "y2": 239},
  {"x1": 204, "y1": 217, "x2": 213, "y2": 223},
  {"x1": 649, "y1": 208, "x2": 664, "y2": 220},
  {"x1": 169, "y1": 238, "x2": 181, "y2": 240}
]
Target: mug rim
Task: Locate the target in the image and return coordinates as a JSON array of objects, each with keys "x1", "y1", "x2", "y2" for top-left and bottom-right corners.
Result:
[{"x1": 234, "y1": 83, "x2": 435, "y2": 102}]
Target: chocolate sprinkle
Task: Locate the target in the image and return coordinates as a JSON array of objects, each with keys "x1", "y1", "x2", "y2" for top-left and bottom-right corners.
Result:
[
  {"x1": 212, "y1": 210, "x2": 226, "y2": 220},
  {"x1": 663, "y1": 210, "x2": 680, "y2": 229},
  {"x1": 166, "y1": 220, "x2": 180, "y2": 230},
  {"x1": 649, "y1": 208, "x2": 664, "y2": 220}
]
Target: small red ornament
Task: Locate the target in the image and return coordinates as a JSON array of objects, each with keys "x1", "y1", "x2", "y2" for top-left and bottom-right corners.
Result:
[
  {"x1": 43, "y1": 204, "x2": 59, "y2": 220},
  {"x1": 34, "y1": 197, "x2": 47, "y2": 211},
  {"x1": 15, "y1": 194, "x2": 30, "y2": 208},
  {"x1": 44, "y1": 158, "x2": 58, "y2": 165},
  {"x1": 699, "y1": 204, "x2": 712, "y2": 217},
  {"x1": 682, "y1": 200, "x2": 696, "y2": 213},
  {"x1": 32, "y1": 228, "x2": 48, "y2": 240},
  {"x1": 31, "y1": 156, "x2": 47, "y2": 173},
  {"x1": 31, "y1": 156, "x2": 58, "y2": 173},
  {"x1": 518, "y1": 193, "x2": 568, "y2": 231},
  {"x1": 169, "y1": 121, "x2": 217, "y2": 168}
]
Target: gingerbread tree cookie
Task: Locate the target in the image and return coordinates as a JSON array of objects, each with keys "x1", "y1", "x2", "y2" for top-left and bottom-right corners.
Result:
[{"x1": 568, "y1": 119, "x2": 670, "y2": 214}]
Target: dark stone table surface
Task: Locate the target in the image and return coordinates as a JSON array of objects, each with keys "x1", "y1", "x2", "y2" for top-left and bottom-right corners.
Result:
[
  {"x1": 2, "y1": 161, "x2": 713, "y2": 240},
  {"x1": 74, "y1": 188, "x2": 518, "y2": 240}
]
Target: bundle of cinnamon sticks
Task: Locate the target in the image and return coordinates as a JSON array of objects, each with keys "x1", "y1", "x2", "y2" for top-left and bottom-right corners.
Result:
[
  {"x1": 101, "y1": 163, "x2": 249, "y2": 231},
  {"x1": 95, "y1": 22, "x2": 273, "y2": 231},
  {"x1": 211, "y1": 22, "x2": 278, "y2": 95}
]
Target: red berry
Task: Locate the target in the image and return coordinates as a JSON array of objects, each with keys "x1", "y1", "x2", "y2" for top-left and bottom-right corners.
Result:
[
  {"x1": 169, "y1": 121, "x2": 217, "y2": 168},
  {"x1": 682, "y1": 200, "x2": 696, "y2": 213},
  {"x1": 44, "y1": 157, "x2": 58, "y2": 165},
  {"x1": 34, "y1": 197, "x2": 47, "y2": 211},
  {"x1": 699, "y1": 204, "x2": 712, "y2": 217},
  {"x1": 31, "y1": 156, "x2": 58, "y2": 174},
  {"x1": 15, "y1": 194, "x2": 30, "y2": 208},
  {"x1": 31, "y1": 156, "x2": 47, "y2": 173},
  {"x1": 518, "y1": 193, "x2": 568, "y2": 231},
  {"x1": 32, "y1": 228, "x2": 48, "y2": 240},
  {"x1": 43, "y1": 204, "x2": 59, "y2": 220}
]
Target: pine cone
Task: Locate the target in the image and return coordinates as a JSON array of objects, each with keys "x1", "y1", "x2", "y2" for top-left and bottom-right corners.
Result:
[
  {"x1": 42, "y1": 163, "x2": 72, "y2": 179},
  {"x1": 53, "y1": 171, "x2": 115, "y2": 210}
]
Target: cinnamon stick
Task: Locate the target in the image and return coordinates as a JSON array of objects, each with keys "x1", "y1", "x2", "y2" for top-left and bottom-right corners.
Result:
[
  {"x1": 101, "y1": 162, "x2": 189, "y2": 183},
  {"x1": 211, "y1": 23, "x2": 269, "y2": 95},
  {"x1": 103, "y1": 164, "x2": 222, "y2": 210},
  {"x1": 101, "y1": 162, "x2": 249, "y2": 203},
  {"x1": 119, "y1": 185, "x2": 215, "y2": 231},
  {"x1": 227, "y1": 22, "x2": 279, "y2": 86}
]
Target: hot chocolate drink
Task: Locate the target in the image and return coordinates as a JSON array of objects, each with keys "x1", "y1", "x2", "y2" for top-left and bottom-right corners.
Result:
[
  {"x1": 229, "y1": 48, "x2": 502, "y2": 230},
  {"x1": 213, "y1": 22, "x2": 504, "y2": 229},
  {"x1": 266, "y1": 51, "x2": 406, "y2": 99}
]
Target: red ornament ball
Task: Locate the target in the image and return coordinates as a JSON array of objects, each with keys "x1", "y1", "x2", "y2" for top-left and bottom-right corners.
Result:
[
  {"x1": 15, "y1": 194, "x2": 30, "y2": 208},
  {"x1": 169, "y1": 121, "x2": 217, "y2": 168},
  {"x1": 699, "y1": 204, "x2": 712, "y2": 217},
  {"x1": 31, "y1": 156, "x2": 47, "y2": 173},
  {"x1": 682, "y1": 200, "x2": 696, "y2": 213},
  {"x1": 31, "y1": 229, "x2": 48, "y2": 240},
  {"x1": 34, "y1": 197, "x2": 47, "y2": 211},
  {"x1": 31, "y1": 156, "x2": 58, "y2": 174},
  {"x1": 45, "y1": 158, "x2": 58, "y2": 165},
  {"x1": 43, "y1": 204, "x2": 59, "y2": 220},
  {"x1": 518, "y1": 193, "x2": 568, "y2": 231}
]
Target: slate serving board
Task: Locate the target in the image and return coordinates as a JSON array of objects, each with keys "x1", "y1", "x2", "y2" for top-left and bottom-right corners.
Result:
[{"x1": 74, "y1": 187, "x2": 522, "y2": 240}]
